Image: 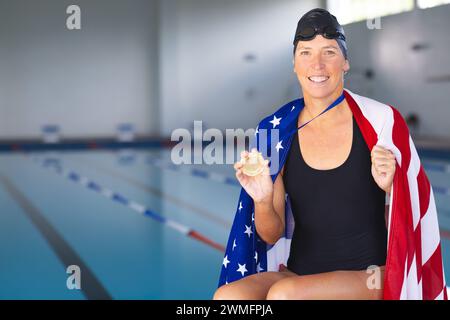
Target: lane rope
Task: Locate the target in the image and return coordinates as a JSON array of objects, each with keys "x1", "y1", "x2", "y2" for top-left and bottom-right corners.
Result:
[{"x1": 32, "y1": 156, "x2": 225, "y2": 252}]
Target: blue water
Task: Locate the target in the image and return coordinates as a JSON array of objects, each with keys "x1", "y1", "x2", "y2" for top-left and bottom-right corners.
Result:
[
  {"x1": 0, "y1": 148, "x2": 448, "y2": 299},
  {"x1": 0, "y1": 149, "x2": 238, "y2": 299}
]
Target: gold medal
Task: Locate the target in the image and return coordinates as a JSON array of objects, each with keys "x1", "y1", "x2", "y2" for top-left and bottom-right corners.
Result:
[{"x1": 241, "y1": 149, "x2": 265, "y2": 177}]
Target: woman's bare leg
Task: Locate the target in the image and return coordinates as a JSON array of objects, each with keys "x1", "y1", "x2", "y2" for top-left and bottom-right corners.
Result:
[
  {"x1": 213, "y1": 269, "x2": 296, "y2": 300},
  {"x1": 266, "y1": 266, "x2": 385, "y2": 300}
]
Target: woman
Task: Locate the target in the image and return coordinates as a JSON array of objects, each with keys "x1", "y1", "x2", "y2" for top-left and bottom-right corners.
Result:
[
  {"x1": 214, "y1": 8, "x2": 397, "y2": 300},
  {"x1": 214, "y1": 8, "x2": 447, "y2": 300}
]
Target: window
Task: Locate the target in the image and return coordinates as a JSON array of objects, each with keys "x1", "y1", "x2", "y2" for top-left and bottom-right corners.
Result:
[
  {"x1": 417, "y1": 0, "x2": 450, "y2": 9},
  {"x1": 327, "y1": 0, "x2": 414, "y2": 25}
]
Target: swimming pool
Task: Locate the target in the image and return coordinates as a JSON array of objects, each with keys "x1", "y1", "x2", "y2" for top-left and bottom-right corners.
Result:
[{"x1": 0, "y1": 147, "x2": 448, "y2": 299}]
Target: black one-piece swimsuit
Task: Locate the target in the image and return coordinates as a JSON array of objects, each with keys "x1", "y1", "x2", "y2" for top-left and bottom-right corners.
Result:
[{"x1": 283, "y1": 115, "x2": 388, "y2": 275}]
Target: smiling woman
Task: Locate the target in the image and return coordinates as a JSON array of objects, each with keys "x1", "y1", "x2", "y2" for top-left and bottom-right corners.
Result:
[
  {"x1": 292, "y1": 8, "x2": 349, "y2": 101},
  {"x1": 214, "y1": 8, "x2": 447, "y2": 300}
]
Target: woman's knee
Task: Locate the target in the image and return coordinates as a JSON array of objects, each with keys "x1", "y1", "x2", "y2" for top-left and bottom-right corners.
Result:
[
  {"x1": 267, "y1": 279, "x2": 294, "y2": 300},
  {"x1": 213, "y1": 285, "x2": 230, "y2": 300},
  {"x1": 213, "y1": 283, "x2": 254, "y2": 300},
  {"x1": 266, "y1": 278, "x2": 309, "y2": 300}
]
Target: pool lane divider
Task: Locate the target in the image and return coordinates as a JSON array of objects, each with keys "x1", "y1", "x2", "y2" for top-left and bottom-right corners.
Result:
[
  {"x1": 73, "y1": 155, "x2": 231, "y2": 229},
  {"x1": 423, "y1": 162, "x2": 450, "y2": 174},
  {"x1": 145, "y1": 157, "x2": 240, "y2": 187},
  {"x1": 34, "y1": 157, "x2": 225, "y2": 253}
]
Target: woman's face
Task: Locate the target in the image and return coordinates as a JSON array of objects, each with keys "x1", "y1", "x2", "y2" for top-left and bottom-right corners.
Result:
[{"x1": 293, "y1": 35, "x2": 349, "y2": 99}]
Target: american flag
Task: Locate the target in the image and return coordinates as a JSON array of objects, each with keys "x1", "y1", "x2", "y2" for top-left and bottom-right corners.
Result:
[{"x1": 218, "y1": 89, "x2": 448, "y2": 300}]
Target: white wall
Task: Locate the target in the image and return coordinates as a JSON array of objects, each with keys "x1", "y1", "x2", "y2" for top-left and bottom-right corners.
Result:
[
  {"x1": 2, "y1": 1, "x2": 448, "y2": 140},
  {"x1": 343, "y1": 4, "x2": 450, "y2": 138},
  {"x1": 158, "y1": 0, "x2": 321, "y2": 136},
  {"x1": 0, "y1": 0, "x2": 159, "y2": 139}
]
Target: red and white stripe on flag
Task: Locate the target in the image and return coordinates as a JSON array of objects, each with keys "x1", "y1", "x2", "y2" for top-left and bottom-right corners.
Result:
[{"x1": 346, "y1": 90, "x2": 447, "y2": 300}]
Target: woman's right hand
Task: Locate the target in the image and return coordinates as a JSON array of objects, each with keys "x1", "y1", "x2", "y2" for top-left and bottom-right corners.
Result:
[{"x1": 234, "y1": 148, "x2": 273, "y2": 204}]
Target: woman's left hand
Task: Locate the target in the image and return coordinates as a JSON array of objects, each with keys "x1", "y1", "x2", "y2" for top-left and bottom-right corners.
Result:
[{"x1": 371, "y1": 145, "x2": 396, "y2": 194}]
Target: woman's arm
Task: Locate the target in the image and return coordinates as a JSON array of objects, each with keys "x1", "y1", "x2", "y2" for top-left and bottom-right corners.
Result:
[
  {"x1": 254, "y1": 169, "x2": 286, "y2": 245},
  {"x1": 234, "y1": 150, "x2": 286, "y2": 245}
]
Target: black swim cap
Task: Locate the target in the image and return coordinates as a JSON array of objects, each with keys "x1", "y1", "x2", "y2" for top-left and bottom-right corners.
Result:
[{"x1": 293, "y1": 8, "x2": 348, "y2": 59}]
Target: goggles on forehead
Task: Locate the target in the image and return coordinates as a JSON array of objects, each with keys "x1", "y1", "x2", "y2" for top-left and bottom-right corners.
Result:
[{"x1": 294, "y1": 25, "x2": 346, "y2": 42}]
